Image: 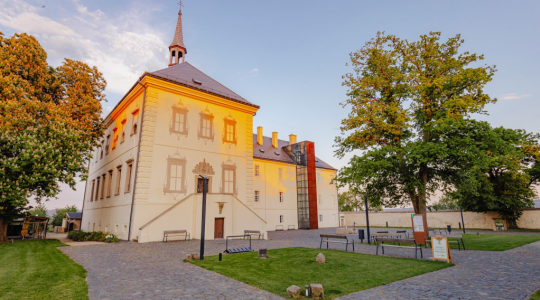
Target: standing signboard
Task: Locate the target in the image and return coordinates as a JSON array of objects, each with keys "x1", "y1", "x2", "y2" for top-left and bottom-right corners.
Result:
[
  {"x1": 21, "y1": 217, "x2": 30, "y2": 239},
  {"x1": 410, "y1": 214, "x2": 428, "y2": 245},
  {"x1": 431, "y1": 235, "x2": 452, "y2": 263}
]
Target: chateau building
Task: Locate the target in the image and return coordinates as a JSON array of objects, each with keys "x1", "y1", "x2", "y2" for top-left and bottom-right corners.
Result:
[{"x1": 81, "y1": 7, "x2": 339, "y2": 243}]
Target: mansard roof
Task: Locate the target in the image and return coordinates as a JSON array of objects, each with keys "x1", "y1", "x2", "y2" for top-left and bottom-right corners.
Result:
[
  {"x1": 252, "y1": 134, "x2": 337, "y2": 170},
  {"x1": 148, "y1": 62, "x2": 258, "y2": 108}
]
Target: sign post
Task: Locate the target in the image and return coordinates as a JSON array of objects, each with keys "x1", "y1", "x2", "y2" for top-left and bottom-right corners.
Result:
[
  {"x1": 431, "y1": 235, "x2": 452, "y2": 263},
  {"x1": 199, "y1": 175, "x2": 208, "y2": 260},
  {"x1": 411, "y1": 214, "x2": 428, "y2": 245}
]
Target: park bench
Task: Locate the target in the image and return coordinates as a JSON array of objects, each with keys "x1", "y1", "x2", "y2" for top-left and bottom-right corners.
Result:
[
  {"x1": 370, "y1": 231, "x2": 391, "y2": 243},
  {"x1": 425, "y1": 233, "x2": 465, "y2": 251},
  {"x1": 396, "y1": 230, "x2": 409, "y2": 238},
  {"x1": 320, "y1": 234, "x2": 355, "y2": 252},
  {"x1": 375, "y1": 237, "x2": 423, "y2": 259},
  {"x1": 288, "y1": 225, "x2": 295, "y2": 230},
  {"x1": 244, "y1": 230, "x2": 264, "y2": 240},
  {"x1": 162, "y1": 230, "x2": 190, "y2": 242}
]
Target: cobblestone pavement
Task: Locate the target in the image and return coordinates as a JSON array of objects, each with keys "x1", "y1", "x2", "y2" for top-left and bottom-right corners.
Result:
[{"x1": 60, "y1": 228, "x2": 540, "y2": 300}]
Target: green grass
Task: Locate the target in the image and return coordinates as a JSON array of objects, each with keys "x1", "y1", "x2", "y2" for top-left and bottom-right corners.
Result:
[
  {"x1": 506, "y1": 228, "x2": 540, "y2": 233},
  {"x1": 0, "y1": 239, "x2": 88, "y2": 300},
  {"x1": 363, "y1": 233, "x2": 540, "y2": 251},
  {"x1": 530, "y1": 289, "x2": 540, "y2": 300},
  {"x1": 191, "y1": 247, "x2": 452, "y2": 299}
]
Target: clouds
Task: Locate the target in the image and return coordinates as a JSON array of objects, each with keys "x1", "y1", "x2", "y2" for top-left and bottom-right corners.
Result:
[
  {"x1": 240, "y1": 68, "x2": 260, "y2": 80},
  {"x1": 0, "y1": 0, "x2": 169, "y2": 96},
  {"x1": 499, "y1": 93, "x2": 532, "y2": 100}
]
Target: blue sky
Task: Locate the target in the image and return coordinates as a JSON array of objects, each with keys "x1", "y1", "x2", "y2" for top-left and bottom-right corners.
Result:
[{"x1": 1, "y1": 0, "x2": 539, "y2": 210}]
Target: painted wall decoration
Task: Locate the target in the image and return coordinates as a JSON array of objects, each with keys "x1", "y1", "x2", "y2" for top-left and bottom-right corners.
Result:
[
  {"x1": 169, "y1": 99, "x2": 189, "y2": 139},
  {"x1": 163, "y1": 150, "x2": 188, "y2": 197},
  {"x1": 222, "y1": 112, "x2": 238, "y2": 147},
  {"x1": 219, "y1": 157, "x2": 238, "y2": 197},
  {"x1": 193, "y1": 159, "x2": 215, "y2": 193},
  {"x1": 197, "y1": 107, "x2": 215, "y2": 143}
]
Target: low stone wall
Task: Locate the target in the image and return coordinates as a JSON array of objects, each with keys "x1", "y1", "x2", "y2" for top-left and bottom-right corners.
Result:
[{"x1": 340, "y1": 208, "x2": 540, "y2": 230}]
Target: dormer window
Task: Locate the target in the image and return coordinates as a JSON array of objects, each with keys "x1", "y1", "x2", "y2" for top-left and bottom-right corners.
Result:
[{"x1": 192, "y1": 78, "x2": 202, "y2": 85}]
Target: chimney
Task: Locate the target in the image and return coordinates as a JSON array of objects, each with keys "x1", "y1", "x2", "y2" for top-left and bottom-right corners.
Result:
[
  {"x1": 272, "y1": 132, "x2": 278, "y2": 148},
  {"x1": 289, "y1": 134, "x2": 297, "y2": 145},
  {"x1": 257, "y1": 126, "x2": 263, "y2": 145}
]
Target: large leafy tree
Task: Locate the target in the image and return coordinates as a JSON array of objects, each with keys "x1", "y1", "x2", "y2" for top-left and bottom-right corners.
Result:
[
  {"x1": 334, "y1": 32, "x2": 496, "y2": 221},
  {"x1": 0, "y1": 32, "x2": 106, "y2": 242},
  {"x1": 450, "y1": 126, "x2": 539, "y2": 228}
]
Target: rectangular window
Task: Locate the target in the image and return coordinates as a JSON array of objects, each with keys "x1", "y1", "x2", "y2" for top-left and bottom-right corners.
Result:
[
  {"x1": 107, "y1": 170, "x2": 113, "y2": 197},
  {"x1": 93, "y1": 223, "x2": 95, "y2": 232},
  {"x1": 164, "y1": 157, "x2": 187, "y2": 194},
  {"x1": 101, "y1": 174, "x2": 106, "y2": 199},
  {"x1": 198, "y1": 112, "x2": 214, "y2": 140},
  {"x1": 279, "y1": 192, "x2": 283, "y2": 203},
  {"x1": 90, "y1": 180, "x2": 95, "y2": 202},
  {"x1": 105, "y1": 135, "x2": 110, "y2": 155},
  {"x1": 223, "y1": 118, "x2": 237, "y2": 144},
  {"x1": 319, "y1": 215, "x2": 323, "y2": 222},
  {"x1": 95, "y1": 177, "x2": 101, "y2": 201},
  {"x1": 224, "y1": 170, "x2": 234, "y2": 193},
  {"x1": 174, "y1": 110, "x2": 185, "y2": 133},
  {"x1": 226, "y1": 124, "x2": 234, "y2": 141},
  {"x1": 125, "y1": 161, "x2": 133, "y2": 193},
  {"x1": 131, "y1": 111, "x2": 139, "y2": 136},
  {"x1": 100, "y1": 140, "x2": 104, "y2": 159},
  {"x1": 115, "y1": 225, "x2": 118, "y2": 233},
  {"x1": 121, "y1": 119, "x2": 126, "y2": 143},
  {"x1": 254, "y1": 165, "x2": 260, "y2": 176},
  {"x1": 278, "y1": 168, "x2": 283, "y2": 180},
  {"x1": 202, "y1": 118, "x2": 211, "y2": 137},
  {"x1": 115, "y1": 166, "x2": 122, "y2": 195},
  {"x1": 280, "y1": 215, "x2": 283, "y2": 223},
  {"x1": 254, "y1": 190, "x2": 259, "y2": 202}
]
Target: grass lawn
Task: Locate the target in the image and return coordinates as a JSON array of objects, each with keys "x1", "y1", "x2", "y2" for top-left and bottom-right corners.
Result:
[
  {"x1": 191, "y1": 247, "x2": 452, "y2": 299},
  {"x1": 530, "y1": 289, "x2": 540, "y2": 300},
  {"x1": 0, "y1": 239, "x2": 88, "y2": 300},
  {"x1": 362, "y1": 233, "x2": 540, "y2": 251}
]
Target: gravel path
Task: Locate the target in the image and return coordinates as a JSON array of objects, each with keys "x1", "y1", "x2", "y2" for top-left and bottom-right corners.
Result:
[{"x1": 59, "y1": 228, "x2": 540, "y2": 300}]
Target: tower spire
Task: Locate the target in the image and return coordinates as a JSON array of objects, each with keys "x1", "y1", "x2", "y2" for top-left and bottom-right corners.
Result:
[{"x1": 169, "y1": 1, "x2": 187, "y2": 67}]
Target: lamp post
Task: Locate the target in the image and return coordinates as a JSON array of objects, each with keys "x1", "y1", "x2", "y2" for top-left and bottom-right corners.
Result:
[
  {"x1": 460, "y1": 204, "x2": 466, "y2": 234},
  {"x1": 364, "y1": 194, "x2": 371, "y2": 245},
  {"x1": 199, "y1": 175, "x2": 208, "y2": 260}
]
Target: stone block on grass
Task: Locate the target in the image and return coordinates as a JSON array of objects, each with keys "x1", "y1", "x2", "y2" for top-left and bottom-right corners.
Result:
[
  {"x1": 191, "y1": 253, "x2": 199, "y2": 260},
  {"x1": 185, "y1": 254, "x2": 193, "y2": 262},
  {"x1": 286, "y1": 285, "x2": 302, "y2": 298},
  {"x1": 310, "y1": 284, "x2": 324, "y2": 299},
  {"x1": 316, "y1": 253, "x2": 325, "y2": 264}
]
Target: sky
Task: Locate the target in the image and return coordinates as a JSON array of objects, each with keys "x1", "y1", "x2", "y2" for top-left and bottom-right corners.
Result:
[{"x1": 1, "y1": 0, "x2": 539, "y2": 210}]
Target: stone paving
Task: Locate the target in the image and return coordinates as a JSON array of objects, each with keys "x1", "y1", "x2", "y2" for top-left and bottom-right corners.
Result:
[{"x1": 59, "y1": 228, "x2": 540, "y2": 299}]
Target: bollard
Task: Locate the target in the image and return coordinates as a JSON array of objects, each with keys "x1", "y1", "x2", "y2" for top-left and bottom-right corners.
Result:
[
  {"x1": 459, "y1": 222, "x2": 462, "y2": 229},
  {"x1": 219, "y1": 253, "x2": 222, "y2": 261},
  {"x1": 386, "y1": 222, "x2": 388, "y2": 228}
]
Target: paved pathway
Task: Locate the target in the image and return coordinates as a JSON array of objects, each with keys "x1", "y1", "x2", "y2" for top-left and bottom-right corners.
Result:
[{"x1": 59, "y1": 228, "x2": 540, "y2": 299}]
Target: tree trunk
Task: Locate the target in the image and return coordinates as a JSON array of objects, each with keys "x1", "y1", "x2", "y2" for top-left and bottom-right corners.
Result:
[
  {"x1": 0, "y1": 216, "x2": 7, "y2": 243},
  {"x1": 505, "y1": 218, "x2": 519, "y2": 229}
]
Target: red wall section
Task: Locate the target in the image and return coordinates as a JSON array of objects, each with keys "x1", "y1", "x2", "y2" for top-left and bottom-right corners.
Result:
[{"x1": 306, "y1": 141, "x2": 318, "y2": 229}]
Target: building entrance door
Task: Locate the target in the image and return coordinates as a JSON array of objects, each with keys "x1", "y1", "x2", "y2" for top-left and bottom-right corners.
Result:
[{"x1": 214, "y1": 218, "x2": 224, "y2": 239}]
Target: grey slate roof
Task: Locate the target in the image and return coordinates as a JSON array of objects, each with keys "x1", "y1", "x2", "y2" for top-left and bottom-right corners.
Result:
[
  {"x1": 149, "y1": 62, "x2": 257, "y2": 108},
  {"x1": 66, "y1": 212, "x2": 82, "y2": 219},
  {"x1": 252, "y1": 134, "x2": 336, "y2": 170}
]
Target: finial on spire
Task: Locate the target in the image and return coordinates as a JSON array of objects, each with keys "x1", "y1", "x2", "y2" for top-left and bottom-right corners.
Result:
[
  {"x1": 177, "y1": 1, "x2": 184, "y2": 13},
  {"x1": 169, "y1": 2, "x2": 187, "y2": 67}
]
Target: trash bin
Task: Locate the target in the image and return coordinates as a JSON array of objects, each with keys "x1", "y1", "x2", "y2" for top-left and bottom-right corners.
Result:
[
  {"x1": 358, "y1": 229, "x2": 365, "y2": 243},
  {"x1": 447, "y1": 225, "x2": 452, "y2": 233}
]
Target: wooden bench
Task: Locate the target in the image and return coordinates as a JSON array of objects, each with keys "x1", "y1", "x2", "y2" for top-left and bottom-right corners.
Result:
[
  {"x1": 370, "y1": 232, "x2": 391, "y2": 243},
  {"x1": 320, "y1": 234, "x2": 355, "y2": 252},
  {"x1": 425, "y1": 234, "x2": 465, "y2": 251},
  {"x1": 244, "y1": 230, "x2": 264, "y2": 240},
  {"x1": 396, "y1": 230, "x2": 408, "y2": 238},
  {"x1": 375, "y1": 237, "x2": 423, "y2": 259},
  {"x1": 163, "y1": 230, "x2": 190, "y2": 242}
]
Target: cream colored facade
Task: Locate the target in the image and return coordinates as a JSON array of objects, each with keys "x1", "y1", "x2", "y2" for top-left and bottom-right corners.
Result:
[{"x1": 81, "y1": 10, "x2": 339, "y2": 242}]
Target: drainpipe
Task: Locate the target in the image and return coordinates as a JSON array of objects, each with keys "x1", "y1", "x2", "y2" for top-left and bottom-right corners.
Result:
[{"x1": 127, "y1": 78, "x2": 147, "y2": 242}]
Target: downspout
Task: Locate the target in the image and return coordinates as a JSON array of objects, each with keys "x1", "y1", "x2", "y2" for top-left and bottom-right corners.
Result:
[{"x1": 127, "y1": 78, "x2": 147, "y2": 242}]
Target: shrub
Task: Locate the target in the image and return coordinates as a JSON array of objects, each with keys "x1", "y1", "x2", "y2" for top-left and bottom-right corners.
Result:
[
  {"x1": 104, "y1": 234, "x2": 120, "y2": 243},
  {"x1": 67, "y1": 230, "x2": 89, "y2": 241},
  {"x1": 67, "y1": 230, "x2": 119, "y2": 242}
]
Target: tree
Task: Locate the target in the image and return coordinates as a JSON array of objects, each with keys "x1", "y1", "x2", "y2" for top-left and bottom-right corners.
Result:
[
  {"x1": 449, "y1": 126, "x2": 539, "y2": 228},
  {"x1": 334, "y1": 32, "x2": 496, "y2": 220},
  {"x1": 0, "y1": 32, "x2": 106, "y2": 242},
  {"x1": 28, "y1": 203, "x2": 49, "y2": 218},
  {"x1": 51, "y1": 205, "x2": 78, "y2": 227},
  {"x1": 338, "y1": 191, "x2": 382, "y2": 212}
]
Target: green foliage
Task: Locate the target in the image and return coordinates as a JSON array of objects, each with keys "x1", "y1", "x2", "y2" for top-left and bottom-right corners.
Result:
[
  {"x1": 51, "y1": 205, "x2": 77, "y2": 227},
  {"x1": 334, "y1": 32, "x2": 496, "y2": 216},
  {"x1": 0, "y1": 31, "x2": 106, "y2": 241},
  {"x1": 0, "y1": 239, "x2": 88, "y2": 299},
  {"x1": 448, "y1": 126, "x2": 539, "y2": 226},
  {"x1": 191, "y1": 247, "x2": 451, "y2": 299},
  {"x1": 339, "y1": 191, "x2": 381, "y2": 212},
  {"x1": 27, "y1": 203, "x2": 48, "y2": 218},
  {"x1": 67, "y1": 230, "x2": 119, "y2": 243},
  {"x1": 429, "y1": 195, "x2": 460, "y2": 211}
]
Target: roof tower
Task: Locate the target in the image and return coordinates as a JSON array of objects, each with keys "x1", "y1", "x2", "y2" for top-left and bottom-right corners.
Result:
[{"x1": 169, "y1": 1, "x2": 187, "y2": 66}]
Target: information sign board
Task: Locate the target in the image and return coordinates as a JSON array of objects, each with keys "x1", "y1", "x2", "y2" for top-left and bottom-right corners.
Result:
[
  {"x1": 432, "y1": 235, "x2": 452, "y2": 263},
  {"x1": 410, "y1": 214, "x2": 428, "y2": 245}
]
